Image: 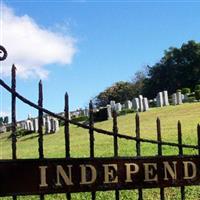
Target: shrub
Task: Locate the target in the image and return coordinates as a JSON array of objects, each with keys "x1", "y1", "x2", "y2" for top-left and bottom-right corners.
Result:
[
  {"x1": 195, "y1": 90, "x2": 200, "y2": 100},
  {"x1": 119, "y1": 109, "x2": 135, "y2": 116},
  {"x1": 195, "y1": 85, "x2": 200, "y2": 91},
  {"x1": 187, "y1": 96, "x2": 196, "y2": 103},
  {"x1": 8, "y1": 128, "x2": 32, "y2": 139},
  {"x1": 71, "y1": 115, "x2": 89, "y2": 123},
  {"x1": 149, "y1": 101, "x2": 156, "y2": 108},
  {"x1": 176, "y1": 89, "x2": 181, "y2": 93},
  {"x1": 181, "y1": 88, "x2": 191, "y2": 94}
]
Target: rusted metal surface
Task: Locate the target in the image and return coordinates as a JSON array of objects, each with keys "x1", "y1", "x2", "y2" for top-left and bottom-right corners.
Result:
[
  {"x1": 112, "y1": 110, "x2": 119, "y2": 200},
  {"x1": 0, "y1": 45, "x2": 7, "y2": 61},
  {"x1": 64, "y1": 92, "x2": 71, "y2": 200},
  {"x1": 38, "y1": 81, "x2": 44, "y2": 200},
  {"x1": 157, "y1": 118, "x2": 165, "y2": 200},
  {"x1": 11, "y1": 65, "x2": 17, "y2": 160},
  {"x1": 89, "y1": 101, "x2": 96, "y2": 200},
  {"x1": 0, "y1": 156, "x2": 200, "y2": 196},
  {"x1": 64, "y1": 92, "x2": 70, "y2": 158},
  {"x1": 135, "y1": 113, "x2": 143, "y2": 199},
  {"x1": 38, "y1": 80, "x2": 44, "y2": 159},
  {"x1": 178, "y1": 121, "x2": 185, "y2": 200}
]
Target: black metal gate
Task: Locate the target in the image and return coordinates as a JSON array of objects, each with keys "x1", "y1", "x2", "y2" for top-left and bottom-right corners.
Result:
[{"x1": 0, "y1": 46, "x2": 200, "y2": 200}]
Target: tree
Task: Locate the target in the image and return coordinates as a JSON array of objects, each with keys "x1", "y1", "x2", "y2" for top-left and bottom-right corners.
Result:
[
  {"x1": 142, "y1": 40, "x2": 200, "y2": 98},
  {"x1": 94, "y1": 81, "x2": 137, "y2": 107},
  {"x1": 0, "y1": 117, "x2": 3, "y2": 126},
  {"x1": 131, "y1": 69, "x2": 147, "y2": 95},
  {"x1": 3, "y1": 116, "x2": 9, "y2": 124}
]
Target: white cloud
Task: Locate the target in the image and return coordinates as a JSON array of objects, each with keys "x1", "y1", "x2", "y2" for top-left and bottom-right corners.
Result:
[{"x1": 0, "y1": 4, "x2": 76, "y2": 79}]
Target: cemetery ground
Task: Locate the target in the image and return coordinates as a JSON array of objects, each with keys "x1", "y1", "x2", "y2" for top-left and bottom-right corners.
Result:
[{"x1": 1, "y1": 103, "x2": 200, "y2": 200}]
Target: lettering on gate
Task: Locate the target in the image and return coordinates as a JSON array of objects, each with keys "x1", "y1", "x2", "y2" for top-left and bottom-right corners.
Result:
[{"x1": 0, "y1": 156, "x2": 199, "y2": 196}]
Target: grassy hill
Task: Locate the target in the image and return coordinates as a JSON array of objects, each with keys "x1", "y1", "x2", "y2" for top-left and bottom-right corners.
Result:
[{"x1": 1, "y1": 103, "x2": 200, "y2": 199}]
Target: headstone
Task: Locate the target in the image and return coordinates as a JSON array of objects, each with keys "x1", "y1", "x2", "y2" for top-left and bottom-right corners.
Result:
[
  {"x1": 125, "y1": 100, "x2": 132, "y2": 110},
  {"x1": 106, "y1": 105, "x2": 112, "y2": 119},
  {"x1": 156, "y1": 92, "x2": 163, "y2": 107},
  {"x1": 43, "y1": 117, "x2": 46, "y2": 126},
  {"x1": 110, "y1": 100, "x2": 116, "y2": 110},
  {"x1": 172, "y1": 93, "x2": 177, "y2": 105},
  {"x1": 163, "y1": 91, "x2": 169, "y2": 106},
  {"x1": 132, "y1": 98, "x2": 139, "y2": 111},
  {"x1": 33, "y1": 118, "x2": 38, "y2": 132},
  {"x1": 183, "y1": 94, "x2": 188, "y2": 101},
  {"x1": 45, "y1": 116, "x2": 51, "y2": 134},
  {"x1": 143, "y1": 97, "x2": 149, "y2": 111},
  {"x1": 23, "y1": 121, "x2": 28, "y2": 130},
  {"x1": 50, "y1": 118, "x2": 55, "y2": 133},
  {"x1": 27, "y1": 120, "x2": 34, "y2": 131},
  {"x1": 54, "y1": 119, "x2": 59, "y2": 132},
  {"x1": 115, "y1": 103, "x2": 122, "y2": 112},
  {"x1": 84, "y1": 108, "x2": 89, "y2": 117},
  {"x1": 177, "y1": 91, "x2": 183, "y2": 105},
  {"x1": 138, "y1": 95, "x2": 144, "y2": 112}
]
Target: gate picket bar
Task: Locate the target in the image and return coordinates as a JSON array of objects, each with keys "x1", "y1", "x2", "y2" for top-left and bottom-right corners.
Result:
[{"x1": 0, "y1": 63, "x2": 200, "y2": 199}]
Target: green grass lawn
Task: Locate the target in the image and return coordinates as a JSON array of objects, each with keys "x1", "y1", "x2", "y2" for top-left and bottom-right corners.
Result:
[{"x1": 1, "y1": 103, "x2": 200, "y2": 199}]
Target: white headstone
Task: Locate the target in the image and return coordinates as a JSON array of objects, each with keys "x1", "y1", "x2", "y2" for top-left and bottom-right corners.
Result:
[
  {"x1": 27, "y1": 120, "x2": 34, "y2": 131},
  {"x1": 183, "y1": 94, "x2": 188, "y2": 101},
  {"x1": 163, "y1": 91, "x2": 169, "y2": 106},
  {"x1": 125, "y1": 100, "x2": 132, "y2": 110},
  {"x1": 143, "y1": 97, "x2": 149, "y2": 111},
  {"x1": 107, "y1": 105, "x2": 112, "y2": 119},
  {"x1": 110, "y1": 100, "x2": 116, "y2": 110},
  {"x1": 177, "y1": 91, "x2": 183, "y2": 105},
  {"x1": 22, "y1": 121, "x2": 27, "y2": 130},
  {"x1": 45, "y1": 116, "x2": 51, "y2": 134},
  {"x1": 156, "y1": 92, "x2": 163, "y2": 107},
  {"x1": 172, "y1": 93, "x2": 177, "y2": 105},
  {"x1": 54, "y1": 119, "x2": 59, "y2": 132},
  {"x1": 132, "y1": 98, "x2": 139, "y2": 111},
  {"x1": 115, "y1": 103, "x2": 122, "y2": 112},
  {"x1": 84, "y1": 108, "x2": 89, "y2": 117},
  {"x1": 139, "y1": 95, "x2": 144, "y2": 112},
  {"x1": 50, "y1": 118, "x2": 55, "y2": 133},
  {"x1": 33, "y1": 118, "x2": 38, "y2": 132}
]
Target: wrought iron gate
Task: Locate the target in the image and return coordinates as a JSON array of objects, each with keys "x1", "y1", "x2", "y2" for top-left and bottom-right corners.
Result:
[{"x1": 0, "y1": 46, "x2": 200, "y2": 200}]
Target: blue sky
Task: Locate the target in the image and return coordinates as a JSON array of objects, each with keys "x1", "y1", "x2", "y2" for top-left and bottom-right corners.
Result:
[{"x1": 1, "y1": 1, "x2": 200, "y2": 121}]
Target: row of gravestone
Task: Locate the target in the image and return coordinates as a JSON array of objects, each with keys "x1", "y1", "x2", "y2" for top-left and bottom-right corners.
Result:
[
  {"x1": 17, "y1": 91, "x2": 185, "y2": 128},
  {"x1": 157, "y1": 91, "x2": 183, "y2": 106},
  {"x1": 19, "y1": 116, "x2": 59, "y2": 134},
  {"x1": 105, "y1": 90, "x2": 185, "y2": 118},
  {"x1": 107, "y1": 95, "x2": 150, "y2": 115}
]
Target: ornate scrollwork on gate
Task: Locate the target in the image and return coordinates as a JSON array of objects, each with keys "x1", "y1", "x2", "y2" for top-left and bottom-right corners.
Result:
[{"x1": 0, "y1": 45, "x2": 7, "y2": 61}]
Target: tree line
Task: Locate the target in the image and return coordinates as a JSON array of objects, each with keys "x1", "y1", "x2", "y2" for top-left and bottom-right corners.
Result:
[{"x1": 94, "y1": 40, "x2": 200, "y2": 107}]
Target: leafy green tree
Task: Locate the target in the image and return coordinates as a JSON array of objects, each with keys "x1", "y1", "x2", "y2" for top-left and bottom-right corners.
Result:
[
  {"x1": 0, "y1": 117, "x2": 3, "y2": 126},
  {"x1": 94, "y1": 81, "x2": 137, "y2": 107},
  {"x1": 3, "y1": 116, "x2": 9, "y2": 124},
  {"x1": 182, "y1": 88, "x2": 191, "y2": 94},
  {"x1": 143, "y1": 41, "x2": 200, "y2": 98},
  {"x1": 195, "y1": 90, "x2": 200, "y2": 100},
  {"x1": 195, "y1": 85, "x2": 200, "y2": 90}
]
